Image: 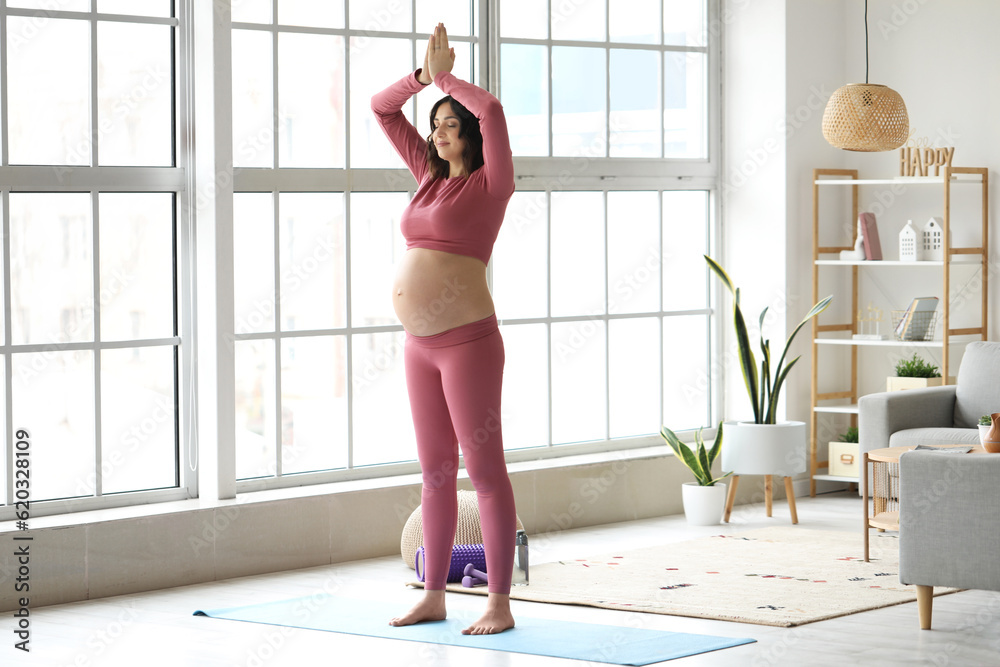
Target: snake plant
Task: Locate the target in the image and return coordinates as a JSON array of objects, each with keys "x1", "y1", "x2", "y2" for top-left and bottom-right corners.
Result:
[
  {"x1": 705, "y1": 255, "x2": 833, "y2": 425},
  {"x1": 660, "y1": 422, "x2": 731, "y2": 487}
]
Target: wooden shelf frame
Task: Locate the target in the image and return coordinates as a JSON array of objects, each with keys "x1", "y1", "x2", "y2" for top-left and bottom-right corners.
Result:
[{"x1": 809, "y1": 167, "x2": 989, "y2": 496}]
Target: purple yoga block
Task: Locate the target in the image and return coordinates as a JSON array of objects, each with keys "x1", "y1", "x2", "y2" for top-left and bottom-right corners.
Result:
[{"x1": 414, "y1": 544, "x2": 487, "y2": 583}]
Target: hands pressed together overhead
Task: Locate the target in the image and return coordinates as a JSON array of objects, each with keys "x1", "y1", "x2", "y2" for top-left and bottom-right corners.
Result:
[{"x1": 418, "y1": 23, "x2": 455, "y2": 85}]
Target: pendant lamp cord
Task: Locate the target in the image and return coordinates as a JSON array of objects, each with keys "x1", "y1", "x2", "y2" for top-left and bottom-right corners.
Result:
[{"x1": 864, "y1": 0, "x2": 869, "y2": 84}]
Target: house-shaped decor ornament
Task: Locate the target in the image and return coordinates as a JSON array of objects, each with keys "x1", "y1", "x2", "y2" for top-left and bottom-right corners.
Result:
[
  {"x1": 899, "y1": 220, "x2": 918, "y2": 261},
  {"x1": 921, "y1": 217, "x2": 945, "y2": 261}
]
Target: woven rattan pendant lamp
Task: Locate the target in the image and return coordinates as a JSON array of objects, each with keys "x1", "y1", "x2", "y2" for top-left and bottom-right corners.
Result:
[{"x1": 822, "y1": 0, "x2": 909, "y2": 152}]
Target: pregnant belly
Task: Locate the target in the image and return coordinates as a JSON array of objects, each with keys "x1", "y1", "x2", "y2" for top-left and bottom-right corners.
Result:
[{"x1": 393, "y1": 249, "x2": 494, "y2": 336}]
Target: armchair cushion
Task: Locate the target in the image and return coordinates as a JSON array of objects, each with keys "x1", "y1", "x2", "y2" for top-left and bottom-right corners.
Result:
[
  {"x1": 859, "y1": 385, "x2": 957, "y2": 455},
  {"x1": 889, "y1": 427, "x2": 980, "y2": 448},
  {"x1": 953, "y1": 341, "x2": 1000, "y2": 428}
]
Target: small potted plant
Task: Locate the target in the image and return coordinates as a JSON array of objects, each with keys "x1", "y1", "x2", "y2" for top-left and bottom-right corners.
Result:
[
  {"x1": 661, "y1": 422, "x2": 732, "y2": 526},
  {"x1": 979, "y1": 415, "x2": 993, "y2": 447},
  {"x1": 828, "y1": 426, "x2": 859, "y2": 478},
  {"x1": 887, "y1": 352, "x2": 945, "y2": 391}
]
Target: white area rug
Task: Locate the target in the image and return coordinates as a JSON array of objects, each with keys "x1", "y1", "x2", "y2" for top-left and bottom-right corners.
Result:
[{"x1": 411, "y1": 527, "x2": 957, "y2": 627}]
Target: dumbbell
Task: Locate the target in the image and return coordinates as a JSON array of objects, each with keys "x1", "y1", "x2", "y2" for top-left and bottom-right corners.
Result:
[{"x1": 462, "y1": 562, "x2": 488, "y2": 588}]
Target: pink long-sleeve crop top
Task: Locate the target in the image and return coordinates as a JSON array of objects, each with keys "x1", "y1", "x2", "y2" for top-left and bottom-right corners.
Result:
[{"x1": 371, "y1": 69, "x2": 515, "y2": 265}]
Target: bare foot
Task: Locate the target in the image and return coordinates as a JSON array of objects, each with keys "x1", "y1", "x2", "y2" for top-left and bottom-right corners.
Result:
[
  {"x1": 389, "y1": 590, "x2": 447, "y2": 627},
  {"x1": 462, "y1": 593, "x2": 515, "y2": 635}
]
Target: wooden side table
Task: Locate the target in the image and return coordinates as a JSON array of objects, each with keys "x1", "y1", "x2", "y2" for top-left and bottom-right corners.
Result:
[{"x1": 862, "y1": 444, "x2": 984, "y2": 561}]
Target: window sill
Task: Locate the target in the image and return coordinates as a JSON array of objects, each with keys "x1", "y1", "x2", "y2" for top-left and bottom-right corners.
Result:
[{"x1": 1, "y1": 438, "x2": 675, "y2": 534}]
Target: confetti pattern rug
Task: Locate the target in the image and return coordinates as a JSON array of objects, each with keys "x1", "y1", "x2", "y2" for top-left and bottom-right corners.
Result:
[{"x1": 414, "y1": 527, "x2": 958, "y2": 627}]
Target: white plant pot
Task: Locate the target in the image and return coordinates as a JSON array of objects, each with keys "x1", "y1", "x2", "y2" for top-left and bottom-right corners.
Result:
[
  {"x1": 722, "y1": 421, "x2": 807, "y2": 477},
  {"x1": 980, "y1": 424, "x2": 992, "y2": 446},
  {"x1": 681, "y1": 482, "x2": 727, "y2": 526}
]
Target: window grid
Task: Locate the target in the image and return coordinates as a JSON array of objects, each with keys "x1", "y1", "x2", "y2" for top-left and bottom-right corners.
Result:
[
  {"x1": 231, "y1": 0, "x2": 485, "y2": 488},
  {"x1": 0, "y1": 2, "x2": 188, "y2": 519},
  {"x1": 232, "y1": 0, "x2": 719, "y2": 494},
  {"x1": 0, "y1": 1, "x2": 719, "y2": 505},
  {"x1": 503, "y1": 188, "x2": 713, "y2": 447},
  {"x1": 497, "y1": 10, "x2": 710, "y2": 161}
]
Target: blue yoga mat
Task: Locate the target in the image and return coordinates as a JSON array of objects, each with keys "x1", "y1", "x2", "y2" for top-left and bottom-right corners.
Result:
[{"x1": 194, "y1": 594, "x2": 755, "y2": 665}]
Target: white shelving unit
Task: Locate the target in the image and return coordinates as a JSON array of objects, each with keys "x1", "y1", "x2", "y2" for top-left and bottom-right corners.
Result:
[{"x1": 809, "y1": 167, "x2": 990, "y2": 493}]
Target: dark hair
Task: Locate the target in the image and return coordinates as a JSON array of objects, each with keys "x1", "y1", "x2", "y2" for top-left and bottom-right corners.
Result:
[{"x1": 427, "y1": 96, "x2": 484, "y2": 179}]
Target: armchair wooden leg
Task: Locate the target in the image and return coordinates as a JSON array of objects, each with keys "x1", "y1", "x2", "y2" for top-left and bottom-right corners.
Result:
[
  {"x1": 723, "y1": 475, "x2": 739, "y2": 523},
  {"x1": 764, "y1": 475, "x2": 773, "y2": 517},
  {"x1": 784, "y1": 476, "x2": 798, "y2": 524},
  {"x1": 916, "y1": 585, "x2": 933, "y2": 630}
]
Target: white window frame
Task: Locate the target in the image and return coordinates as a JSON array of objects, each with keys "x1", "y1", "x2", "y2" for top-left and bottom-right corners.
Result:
[
  {"x1": 0, "y1": 2, "x2": 195, "y2": 519},
  {"x1": 219, "y1": 0, "x2": 722, "y2": 496},
  {"x1": 0, "y1": 0, "x2": 722, "y2": 513}
]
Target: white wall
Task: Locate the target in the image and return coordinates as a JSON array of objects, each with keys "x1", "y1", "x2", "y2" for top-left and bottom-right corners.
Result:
[
  {"x1": 785, "y1": 0, "x2": 849, "y2": 439},
  {"x1": 724, "y1": 1, "x2": 998, "y2": 485},
  {"x1": 788, "y1": 0, "x2": 1000, "y2": 417},
  {"x1": 720, "y1": 0, "x2": 789, "y2": 423},
  {"x1": 726, "y1": 0, "x2": 999, "y2": 422}
]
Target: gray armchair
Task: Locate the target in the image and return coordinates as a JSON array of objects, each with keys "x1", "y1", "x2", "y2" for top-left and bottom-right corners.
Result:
[
  {"x1": 859, "y1": 341, "x2": 1000, "y2": 457},
  {"x1": 861, "y1": 341, "x2": 1000, "y2": 629},
  {"x1": 898, "y1": 450, "x2": 1000, "y2": 629}
]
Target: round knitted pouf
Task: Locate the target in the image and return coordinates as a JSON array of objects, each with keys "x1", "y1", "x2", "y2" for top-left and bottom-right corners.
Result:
[{"x1": 400, "y1": 489, "x2": 524, "y2": 569}]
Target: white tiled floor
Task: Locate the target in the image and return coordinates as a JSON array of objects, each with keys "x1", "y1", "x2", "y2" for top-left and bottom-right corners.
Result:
[{"x1": 14, "y1": 490, "x2": 1000, "y2": 666}]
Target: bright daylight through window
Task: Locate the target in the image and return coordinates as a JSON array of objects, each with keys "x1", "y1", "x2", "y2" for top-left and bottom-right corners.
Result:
[
  {"x1": 0, "y1": 0, "x2": 717, "y2": 515},
  {"x1": 0, "y1": 1, "x2": 183, "y2": 519}
]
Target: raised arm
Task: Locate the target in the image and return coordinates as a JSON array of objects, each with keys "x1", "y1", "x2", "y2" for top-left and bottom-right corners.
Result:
[
  {"x1": 427, "y1": 23, "x2": 514, "y2": 199},
  {"x1": 433, "y1": 72, "x2": 515, "y2": 198},
  {"x1": 370, "y1": 70, "x2": 431, "y2": 182}
]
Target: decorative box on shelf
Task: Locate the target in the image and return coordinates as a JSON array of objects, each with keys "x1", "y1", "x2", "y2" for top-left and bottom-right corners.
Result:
[
  {"x1": 886, "y1": 376, "x2": 955, "y2": 392},
  {"x1": 829, "y1": 442, "x2": 859, "y2": 477}
]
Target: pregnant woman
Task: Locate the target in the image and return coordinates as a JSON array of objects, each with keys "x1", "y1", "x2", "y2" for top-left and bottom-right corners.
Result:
[{"x1": 371, "y1": 23, "x2": 517, "y2": 635}]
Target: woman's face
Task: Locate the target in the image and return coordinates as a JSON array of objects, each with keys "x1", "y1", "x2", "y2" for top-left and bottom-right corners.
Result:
[{"x1": 431, "y1": 102, "x2": 466, "y2": 164}]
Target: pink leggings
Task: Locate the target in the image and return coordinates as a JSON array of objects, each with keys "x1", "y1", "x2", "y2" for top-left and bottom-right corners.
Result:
[{"x1": 405, "y1": 313, "x2": 516, "y2": 594}]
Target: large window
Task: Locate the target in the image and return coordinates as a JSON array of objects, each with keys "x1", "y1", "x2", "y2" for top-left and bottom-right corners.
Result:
[
  {"x1": 500, "y1": 0, "x2": 708, "y2": 159},
  {"x1": 492, "y1": 0, "x2": 716, "y2": 452},
  {"x1": 0, "y1": 2, "x2": 187, "y2": 518},
  {"x1": 1, "y1": 0, "x2": 718, "y2": 512},
  {"x1": 493, "y1": 189, "x2": 712, "y2": 451},
  {"x1": 231, "y1": 0, "x2": 717, "y2": 493}
]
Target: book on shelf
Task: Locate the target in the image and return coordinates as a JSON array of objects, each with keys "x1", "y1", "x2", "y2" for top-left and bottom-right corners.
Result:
[
  {"x1": 859, "y1": 212, "x2": 882, "y2": 260},
  {"x1": 894, "y1": 296, "x2": 939, "y2": 340}
]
